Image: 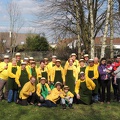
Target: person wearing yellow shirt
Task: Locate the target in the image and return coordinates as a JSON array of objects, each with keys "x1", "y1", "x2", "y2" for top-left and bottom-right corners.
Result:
[
  {"x1": 7, "y1": 58, "x2": 19, "y2": 103},
  {"x1": 47, "y1": 55, "x2": 57, "y2": 80},
  {"x1": 0, "y1": 55, "x2": 9, "y2": 101},
  {"x1": 85, "y1": 59, "x2": 99, "y2": 102},
  {"x1": 51, "y1": 59, "x2": 65, "y2": 85},
  {"x1": 38, "y1": 82, "x2": 64, "y2": 107},
  {"x1": 35, "y1": 77, "x2": 51, "y2": 105},
  {"x1": 75, "y1": 72, "x2": 96, "y2": 105},
  {"x1": 18, "y1": 76, "x2": 36, "y2": 106},
  {"x1": 84, "y1": 54, "x2": 89, "y2": 66},
  {"x1": 61, "y1": 85, "x2": 74, "y2": 109},
  {"x1": 77, "y1": 59, "x2": 86, "y2": 73},
  {"x1": 29, "y1": 61, "x2": 38, "y2": 84},
  {"x1": 15, "y1": 62, "x2": 31, "y2": 93},
  {"x1": 64, "y1": 59, "x2": 78, "y2": 94},
  {"x1": 15, "y1": 53, "x2": 22, "y2": 66},
  {"x1": 44, "y1": 58, "x2": 49, "y2": 68},
  {"x1": 37, "y1": 60, "x2": 49, "y2": 82},
  {"x1": 64, "y1": 53, "x2": 79, "y2": 68},
  {"x1": 94, "y1": 57, "x2": 99, "y2": 68}
]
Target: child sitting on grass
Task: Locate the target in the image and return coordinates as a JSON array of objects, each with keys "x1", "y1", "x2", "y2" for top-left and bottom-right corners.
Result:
[{"x1": 61, "y1": 85, "x2": 74, "y2": 109}]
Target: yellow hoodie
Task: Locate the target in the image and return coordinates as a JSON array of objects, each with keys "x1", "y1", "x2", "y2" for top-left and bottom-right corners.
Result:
[
  {"x1": 0, "y1": 62, "x2": 9, "y2": 80},
  {"x1": 19, "y1": 81, "x2": 35, "y2": 99},
  {"x1": 36, "y1": 83, "x2": 51, "y2": 97},
  {"x1": 46, "y1": 88, "x2": 64, "y2": 104},
  {"x1": 75, "y1": 78, "x2": 96, "y2": 94}
]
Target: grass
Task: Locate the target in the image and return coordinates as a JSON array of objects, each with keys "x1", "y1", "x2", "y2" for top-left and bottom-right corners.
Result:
[{"x1": 0, "y1": 100, "x2": 120, "y2": 120}]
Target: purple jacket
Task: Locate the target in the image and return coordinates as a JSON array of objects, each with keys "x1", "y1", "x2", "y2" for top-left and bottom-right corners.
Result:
[{"x1": 98, "y1": 64, "x2": 107, "y2": 80}]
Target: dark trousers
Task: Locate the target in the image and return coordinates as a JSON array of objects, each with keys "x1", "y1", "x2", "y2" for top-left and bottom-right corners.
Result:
[
  {"x1": 112, "y1": 77, "x2": 118, "y2": 99},
  {"x1": 116, "y1": 78, "x2": 120, "y2": 100},
  {"x1": 100, "y1": 80, "x2": 111, "y2": 102},
  {"x1": 18, "y1": 92, "x2": 36, "y2": 106},
  {"x1": 34, "y1": 93, "x2": 45, "y2": 103},
  {"x1": 40, "y1": 100, "x2": 57, "y2": 107}
]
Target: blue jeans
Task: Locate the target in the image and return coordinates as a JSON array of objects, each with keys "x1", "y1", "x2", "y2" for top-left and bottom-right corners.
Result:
[
  {"x1": 40, "y1": 100, "x2": 57, "y2": 107},
  {"x1": 8, "y1": 90, "x2": 18, "y2": 103}
]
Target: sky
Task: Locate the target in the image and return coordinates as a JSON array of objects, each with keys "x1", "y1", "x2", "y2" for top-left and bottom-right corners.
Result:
[
  {"x1": 0, "y1": 0, "x2": 119, "y2": 43},
  {"x1": 0, "y1": 0, "x2": 54, "y2": 42}
]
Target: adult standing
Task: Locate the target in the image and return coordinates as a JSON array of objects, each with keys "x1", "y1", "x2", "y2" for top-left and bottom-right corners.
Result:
[
  {"x1": 7, "y1": 58, "x2": 19, "y2": 103},
  {"x1": 37, "y1": 60, "x2": 49, "y2": 82},
  {"x1": 98, "y1": 58, "x2": 111, "y2": 104},
  {"x1": 85, "y1": 59, "x2": 99, "y2": 102},
  {"x1": 65, "y1": 53, "x2": 79, "y2": 68},
  {"x1": 0, "y1": 55, "x2": 9, "y2": 101},
  {"x1": 15, "y1": 53, "x2": 22, "y2": 66},
  {"x1": 84, "y1": 54, "x2": 89, "y2": 66},
  {"x1": 15, "y1": 62, "x2": 31, "y2": 92},
  {"x1": 112, "y1": 55, "x2": 120, "y2": 100},
  {"x1": 51, "y1": 59, "x2": 65, "y2": 85},
  {"x1": 64, "y1": 59, "x2": 78, "y2": 94},
  {"x1": 114, "y1": 64, "x2": 120, "y2": 102},
  {"x1": 77, "y1": 59, "x2": 86, "y2": 73}
]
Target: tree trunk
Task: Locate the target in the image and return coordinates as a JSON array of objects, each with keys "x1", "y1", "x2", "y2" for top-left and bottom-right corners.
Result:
[
  {"x1": 100, "y1": 0, "x2": 111, "y2": 58},
  {"x1": 74, "y1": 0, "x2": 81, "y2": 59},
  {"x1": 110, "y1": 0, "x2": 114, "y2": 58},
  {"x1": 89, "y1": 0, "x2": 95, "y2": 59}
]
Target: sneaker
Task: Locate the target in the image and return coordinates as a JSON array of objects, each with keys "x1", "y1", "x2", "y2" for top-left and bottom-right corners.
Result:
[
  {"x1": 62, "y1": 104, "x2": 66, "y2": 110},
  {"x1": 69, "y1": 104, "x2": 74, "y2": 109}
]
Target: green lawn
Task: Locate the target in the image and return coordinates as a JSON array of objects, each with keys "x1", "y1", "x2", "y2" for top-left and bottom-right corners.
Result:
[{"x1": 0, "y1": 100, "x2": 120, "y2": 120}]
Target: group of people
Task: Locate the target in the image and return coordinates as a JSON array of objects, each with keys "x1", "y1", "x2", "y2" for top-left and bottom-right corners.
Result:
[{"x1": 0, "y1": 52, "x2": 120, "y2": 109}]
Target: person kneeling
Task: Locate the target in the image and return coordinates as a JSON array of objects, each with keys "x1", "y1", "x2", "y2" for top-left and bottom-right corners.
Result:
[
  {"x1": 17, "y1": 76, "x2": 36, "y2": 106},
  {"x1": 61, "y1": 85, "x2": 74, "y2": 109},
  {"x1": 75, "y1": 72, "x2": 96, "y2": 105},
  {"x1": 36, "y1": 77, "x2": 51, "y2": 106},
  {"x1": 38, "y1": 81, "x2": 64, "y2": 107}
]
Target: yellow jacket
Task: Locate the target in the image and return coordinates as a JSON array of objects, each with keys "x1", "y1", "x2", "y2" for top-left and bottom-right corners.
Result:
[
  {"x1": 0, "y1": 62, "x2": 9, "y2": 80},
  {"x1": 8, "y1": 63, "x2": 19, "y2": 79},
  {"x1": 51, "y1": 66, "x2": 65, "y2": 82},
  {"x1": 46, "y1": 88, "x2": 64, "y2": 104},
  {"x1": 36, "y1": 83, "x2": 51, "y2": 97},
  {"x1": 64, "y1": 65, "x2": 78, "y2": 81},
  {"x1": 47, "y1": 62, "x2": 56, "y2": 80},
  {"x1": 77, "y1": 65, "x2": 86, "y2": 73},
  {"x1": 48, "y1": 62, "x2": 55, "y2": 69},
  {"x1": 15, "y1": 67, "x2": 32, "y2": 86},
  {"x1": 75, "y1": 78, "x2": 96, "y2": 94},
  {"x1": 64, "y1": 60, "x2": 79, "y2": 68},
  {"x1": 85, "y1": 65, "x2": 99, "y2": 79},
  {"x1": 63, "y1": 91, "x2": 74, "y2": 98},
  {"x1": 37, "y1": 67, "x2": 50, "y2": 80},
  {"x1": 19, "y1": 81, "x2": 35, "y2": 99},
  {"x1": 94, "y1": 63, "x2": 99, "y2": 69}
]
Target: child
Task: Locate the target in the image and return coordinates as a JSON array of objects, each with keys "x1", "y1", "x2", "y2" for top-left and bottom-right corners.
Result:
[
  {"x1": 61, "y1": 86, "x2": 74, "y2": 109},
  {"x1": 106, "y1": 61, "x2": 116, "y2": 84},
  {"x1": 106, "y1": 60, "x2": 113, "y2": 78}
]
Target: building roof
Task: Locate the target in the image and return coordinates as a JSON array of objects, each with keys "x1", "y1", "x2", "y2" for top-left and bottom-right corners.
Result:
[{"x1": 56, "y1": 37, "x2": 120, "y2": 47}]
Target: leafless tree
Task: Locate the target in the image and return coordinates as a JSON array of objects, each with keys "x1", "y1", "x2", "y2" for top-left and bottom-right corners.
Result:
[{"x1": 7, "y1": 0, "x2": 24, "y2": 56}]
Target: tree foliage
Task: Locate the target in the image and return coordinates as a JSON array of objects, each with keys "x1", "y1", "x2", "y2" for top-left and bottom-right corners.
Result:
[{"x1": 26, "y1": 35, "x2": 49, "y2": 51}]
